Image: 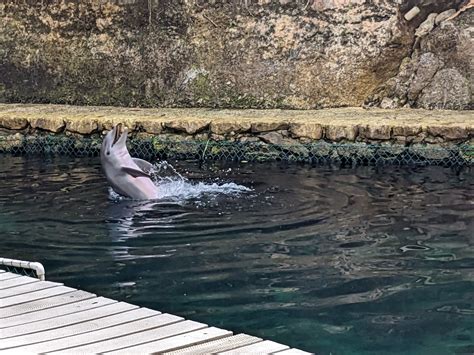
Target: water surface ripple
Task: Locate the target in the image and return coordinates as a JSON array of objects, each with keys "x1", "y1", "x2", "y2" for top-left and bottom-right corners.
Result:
[{"x1": 0, "y1": 156, "x2": 473, "y2": 354}]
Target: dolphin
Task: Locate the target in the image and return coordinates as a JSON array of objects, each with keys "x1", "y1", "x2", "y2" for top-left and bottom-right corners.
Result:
[{"x1": 100, "y1": 124, "x2": 160, "y2": 200}]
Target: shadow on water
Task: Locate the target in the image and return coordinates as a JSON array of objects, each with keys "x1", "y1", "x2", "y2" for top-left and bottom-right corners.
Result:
[{"x1": 0, "y1": 155, "x2": 473, "y2": 354}]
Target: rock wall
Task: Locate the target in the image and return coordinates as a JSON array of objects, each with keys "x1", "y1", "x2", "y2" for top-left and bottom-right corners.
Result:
[
  {"x1": 1, "y1": 104, "x2": 472, "y2": 144},
  {"x1": 0, "y1": 0, "x2": 472, "y2": 109},
  {"x1": 366, "y1": 2, "x2": 474, "y2": 110},
  {"x1": 0, "y1": 104, "x2": 472, "y2": 164}
]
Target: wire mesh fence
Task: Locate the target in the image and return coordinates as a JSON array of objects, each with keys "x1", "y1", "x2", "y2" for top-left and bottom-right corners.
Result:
[
  {"x1": 0, "y1": 134, "x2": 472, "y2": 167},
  {"x1": 1, "y1": 265, "x2": 40, "y2": 279}
]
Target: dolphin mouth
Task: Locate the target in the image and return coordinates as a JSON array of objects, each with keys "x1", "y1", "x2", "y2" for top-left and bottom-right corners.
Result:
[{"x1": 112, "y1": 123, "x2": 122, "y2": 146}]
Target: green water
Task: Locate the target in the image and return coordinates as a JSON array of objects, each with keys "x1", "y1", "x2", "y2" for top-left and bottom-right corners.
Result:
[{"x1": 0, "y1": 156, "x2": 473, "y2": 354}]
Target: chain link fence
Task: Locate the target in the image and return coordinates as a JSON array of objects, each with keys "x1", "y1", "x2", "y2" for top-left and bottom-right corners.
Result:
[{"x1": 0, "y1": 135, "x2": 472, "y2": 167}]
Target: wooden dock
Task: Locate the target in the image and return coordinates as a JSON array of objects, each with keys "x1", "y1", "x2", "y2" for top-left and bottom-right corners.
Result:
[{"x1": 0, "y1": 269, "x2": 310, "y2": 354}]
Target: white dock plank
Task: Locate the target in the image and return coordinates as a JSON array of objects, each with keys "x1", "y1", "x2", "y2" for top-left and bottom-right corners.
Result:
[
  {"x1": 0, "y1": 290, "x2": 96, "y2": 319},
  {"x1": 0, "y1": 272, "x2": 309, "y2": 354},
  {"x1": 7, "y1": 310, "x2": 173, "y2": 353},
  {"x1": 51, "y1": 318, "x2": 205, "y2": 354},
  {"x1": 0, "y1": 307, "x2": 159, "y2": 350},
  {"x1": 219, "y1": 340, "x2": 290, "y2": 354},
  {"x1": 276, "y1": 348, "x2": 313, "y2": 354},
  {"x1": 107, "y1": 327, "x2": 232, "y2": 354},
  {"x1": 0, "y1": 296, "x2": 115, "y2": 329},
  {"x1": 0, "y1": 276, "x2": 39, "y2": 290},
  {"x1": 0, "y1": 301, "x2": 138, "y2": 339},
  {"x1": 0, "y1": 273, "x2": 21, "y2": 281},
  {"x1": 167, "y1": 333, "x2": 263, "y2": 354},
  {"x1": 0, "y1": 281, "x2": 62, "y2": 299},
  {"x1": 0, "y1": 286, "x2": 75, "y2": 308}
]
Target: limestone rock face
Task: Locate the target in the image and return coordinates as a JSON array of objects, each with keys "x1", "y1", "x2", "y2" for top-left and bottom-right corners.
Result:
[
  {"x1": 2, "y1": 1, "x2": 470, "y2": 110},
  {"x1": 418, "y1": 69, "x2": 471, "y2": 109},
  {"x1": 0, "y1": 0, "x2": 412, "y2": 109},
  {"x1": 289, "y1": 122, "x2": 322, "y2": 140},
  {"x1": 392, "y1": 125, "x2": 422, "y2": 137},
  {"x1": 368, "y1": 5, "x2": 472, "y2": 110},
  {"x1": 415, "y1": 13, "x2": 438, "y2": 38},
  {"x1": 30, "y1": 117, "x2": 65, "y2": 133},
  {"x1": 259, "y1": 131, "x2": 288, "y2": 145},
  {"x1": 210, "y1": 121, "x2": 251, "y2": 135},
  {"x1": 138, "y1": 120, "x2": 163, "y2": 134},
  {"x1": 325, "y1": 125, "x2": 358, "y2": 142},
  {"x1": 0, "y1": 117, "x2": 28, "y2": 130},
  {"x1": 259, "y1": 131, "x2": 309, "y2": 155},
  {"x1": 165, "y1": 120, "x2": 209, "y2": 134},
  {"x1": 406, "y1": 52, "x2": 443, "y2": 102},
  {"x1": 426, "y1": 125, "x2": 468, "y2": 140},
  {"x1": 359, "y1": 125, "x2": 392, "y2": 140},
  {"x1": 252, "y1": 122, "x2": 289, "y2": 133},
  {"x1": 435, "y1": 9, "x2": 457, "y2": 24},
  {"x1": 65, "y1": 118, "x2": 99, "y2": 135}
]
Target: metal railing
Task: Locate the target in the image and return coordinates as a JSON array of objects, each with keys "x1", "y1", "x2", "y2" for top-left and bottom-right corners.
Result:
[{"x1": 0, "y1": 258, "x2": 46, "y2": 281}]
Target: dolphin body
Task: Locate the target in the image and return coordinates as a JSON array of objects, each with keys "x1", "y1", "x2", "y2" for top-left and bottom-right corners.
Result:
[{"x1": 100, "y1": 124, "x2": 160, "y2": 200}]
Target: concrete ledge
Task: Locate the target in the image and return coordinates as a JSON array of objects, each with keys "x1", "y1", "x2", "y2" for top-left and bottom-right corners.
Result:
[{"x1": 0, "y1": 104, "x2": 472, "y2": 145}]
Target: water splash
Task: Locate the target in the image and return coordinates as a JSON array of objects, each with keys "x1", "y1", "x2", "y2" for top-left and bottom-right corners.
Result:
[
  {"x1": 153, "y1": 161, "x2": 252, "y2": 200},
  {"x1": 108, "y1": 161, "x2": 252, "y2": 201}
]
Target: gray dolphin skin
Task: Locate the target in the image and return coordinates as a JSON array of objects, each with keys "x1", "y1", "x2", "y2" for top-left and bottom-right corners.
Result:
[{"x1": 100, "y1": 124, "x2": 160, "y2": 200}]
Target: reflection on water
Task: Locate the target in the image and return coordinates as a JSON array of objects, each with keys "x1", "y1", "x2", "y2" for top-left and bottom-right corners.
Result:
[{"x1": 0, "y1": 156, "x2": 473, "y2": 354}]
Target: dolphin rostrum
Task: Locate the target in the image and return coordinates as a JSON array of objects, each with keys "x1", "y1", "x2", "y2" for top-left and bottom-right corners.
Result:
[{"x1": 100, "y1": 124, "x2": 160, "y2": 200}]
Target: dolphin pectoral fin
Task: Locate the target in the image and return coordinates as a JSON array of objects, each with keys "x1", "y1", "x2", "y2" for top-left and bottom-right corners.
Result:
[
  {"x1": 121, "y1": 166, "x2": 151, "y2": 178},
  {"x1": 132, "y1": 158, "x2": 154, "y2": 174}
]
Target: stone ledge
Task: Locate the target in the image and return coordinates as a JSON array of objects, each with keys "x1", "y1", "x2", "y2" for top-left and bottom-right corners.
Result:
[{"x1": 0, "y1": 104, "x2": 472, "y2": 145}]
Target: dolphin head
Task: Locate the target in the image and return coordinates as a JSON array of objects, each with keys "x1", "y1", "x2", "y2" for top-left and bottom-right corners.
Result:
[{"x1": 101, "y1": 123, "x2": 129, "y2": 161}]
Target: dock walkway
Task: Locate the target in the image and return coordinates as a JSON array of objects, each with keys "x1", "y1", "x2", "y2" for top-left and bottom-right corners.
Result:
[{"x1": 0, "y1": 269, "x2": 310, "y2": 354}]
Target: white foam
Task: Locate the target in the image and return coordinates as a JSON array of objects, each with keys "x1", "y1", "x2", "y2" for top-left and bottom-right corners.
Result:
[
  {"x1": 108, "y1": 161, "x2": 251, "y2": 201},
  {"x1": 156, "y1": 179, "x2": 251, "y2": 200}
]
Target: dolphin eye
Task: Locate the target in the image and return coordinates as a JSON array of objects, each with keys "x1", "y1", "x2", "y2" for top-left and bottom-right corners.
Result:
[{"x1": 107, "y1": 152, "x2": 110, "y2": 155}]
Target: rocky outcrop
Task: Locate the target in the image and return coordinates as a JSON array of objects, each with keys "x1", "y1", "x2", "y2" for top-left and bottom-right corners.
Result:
[
  {"x1": 367, "y1": 2, "x2": 473, "y2": 110},
  {"x1": 0, "y1": 116, "x2": 28, "y2": 130},
  {"x1": 417, "y1": 69, "x2": 471, "y2": 109},
  {"x1": 1, "y1": 0, "x2": 470, "y2": 110}
]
